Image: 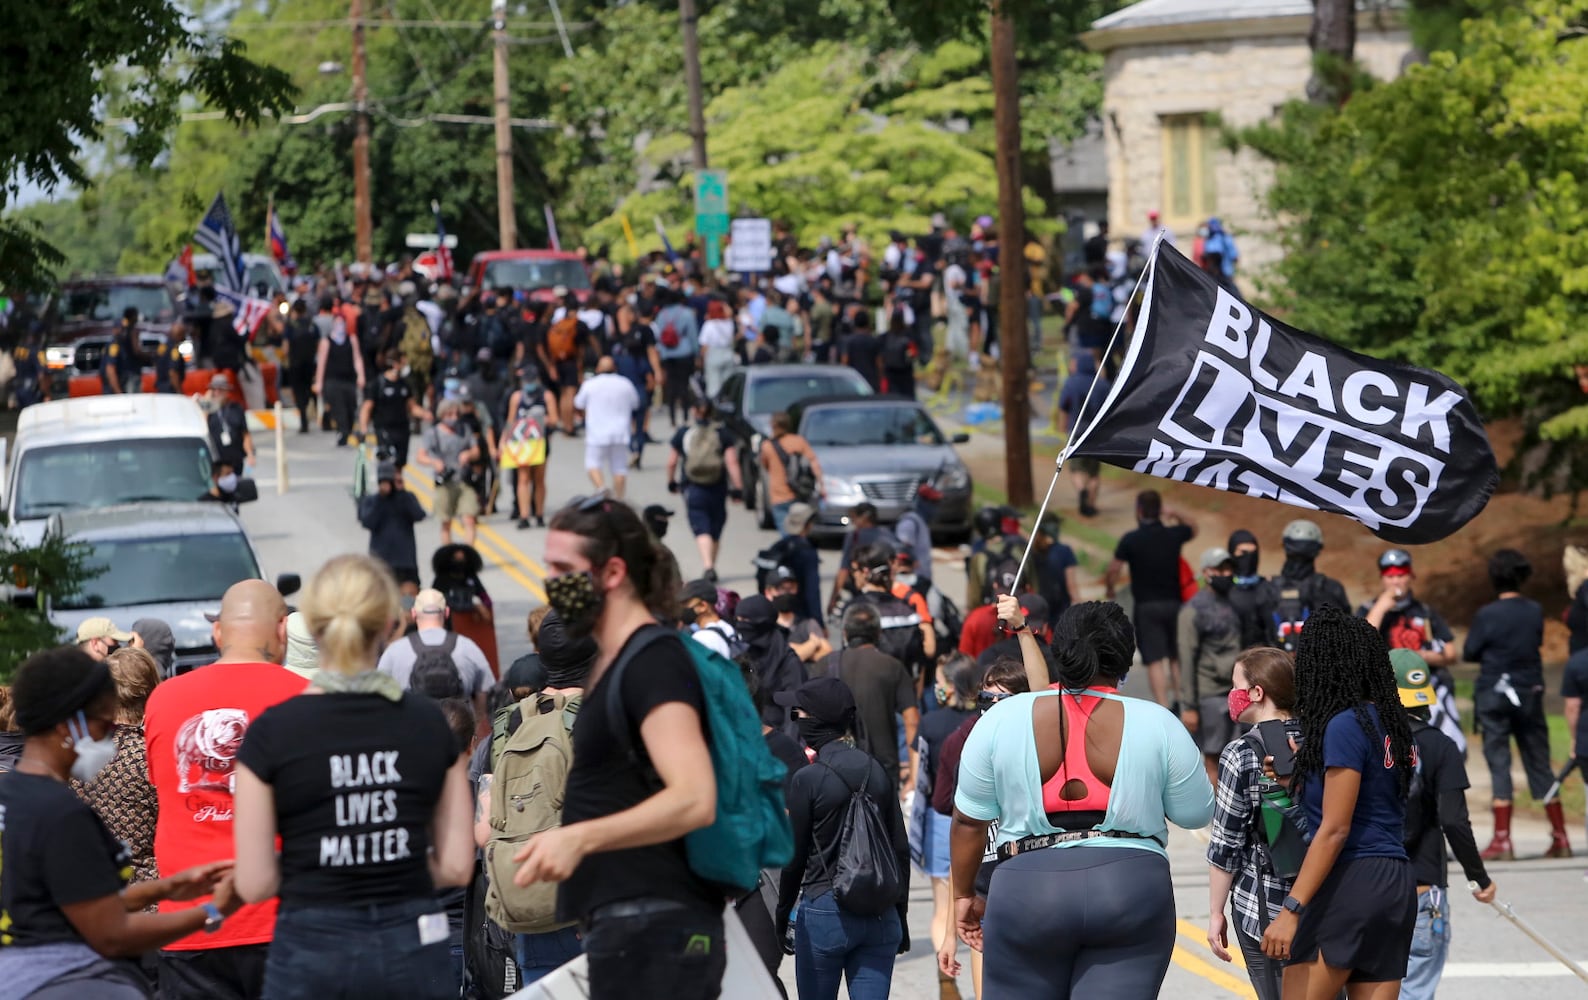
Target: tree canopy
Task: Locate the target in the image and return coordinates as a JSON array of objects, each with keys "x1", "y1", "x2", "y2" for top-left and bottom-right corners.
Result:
[
  {"x1": 0, "y1": 0, "x2": 294, "y2": 292},
  {"x1": 1243, "y1": 0, "x2": 1588, "y2": 494},
  {"x1": 9, "y1": 0, "x2": 1115, "y2": 277}
]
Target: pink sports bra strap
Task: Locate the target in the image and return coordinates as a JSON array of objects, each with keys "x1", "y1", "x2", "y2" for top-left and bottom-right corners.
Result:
[{"x1": 1039, "y1": 687, "x2": 1118, "y2": 816}]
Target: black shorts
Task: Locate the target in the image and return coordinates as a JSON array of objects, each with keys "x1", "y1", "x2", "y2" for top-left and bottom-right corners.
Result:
[
  {"x1": 1289, "y1": 856, "x2": 1415, "y2": 982},
  {"x1": 555, "y1": 360, "x2": 580, "y2": 390},
  {"x1": 1133, "y1": 599, "x2": 1181, "y2": 664},
  {"x1": 390, "y1": 565, "x2": 421, "y2": 586},
  {"x1": 1196, "y1": 693, "x2": 1239, "y2": 755},
  {"x1": 684, "y1": 482, "x2": 729, "y2": 540},
  {"x1": 1070, "y1": 456, "x2": 1101, "y2": 476}
]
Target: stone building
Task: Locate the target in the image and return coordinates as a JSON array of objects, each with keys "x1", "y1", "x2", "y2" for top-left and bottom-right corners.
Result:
[{"x1": 1083, "y1": 0, "x2": 1413, "y2": 279}]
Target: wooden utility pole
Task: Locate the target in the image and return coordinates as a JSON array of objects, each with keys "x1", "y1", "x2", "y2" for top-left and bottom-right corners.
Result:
[
  {"x1": 679, "y1": 0, "x2": 708, "y2": 170},
  {"x1": 990, "y1": 1, "x2": 1032, "y2": 509},
  {"x1": 492, "y1": 0, "x2": 517, "y2": 249},
  {"x1": 350, "y1": 0, "x2": 373, "y2": 263},
  {"x1": 1306, "y1": 0, "x2": 1357, "y2": 105}
]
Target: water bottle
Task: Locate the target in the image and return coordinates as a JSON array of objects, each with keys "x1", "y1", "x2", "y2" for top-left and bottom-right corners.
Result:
[
  {"x1": 783, "y1": 898, "x2": 799, "y2": 955},
  {"x1": 1495, "y1": 673, "x2": 1521, "y2": 708}
]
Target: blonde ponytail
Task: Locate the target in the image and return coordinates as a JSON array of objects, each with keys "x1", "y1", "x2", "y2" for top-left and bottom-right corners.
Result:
[{"x1": 303, "y1": 554, "x2": 401, "y2": 674}]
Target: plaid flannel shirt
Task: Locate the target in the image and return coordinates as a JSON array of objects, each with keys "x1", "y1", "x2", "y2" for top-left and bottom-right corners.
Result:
[{"x1": 1205, "y1": 721, "x2": 1301, "y2": 940}]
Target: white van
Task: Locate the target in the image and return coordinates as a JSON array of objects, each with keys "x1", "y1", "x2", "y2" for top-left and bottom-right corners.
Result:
[{"x1": 3, "y1": 395, "x2": 215, "y2": 548}]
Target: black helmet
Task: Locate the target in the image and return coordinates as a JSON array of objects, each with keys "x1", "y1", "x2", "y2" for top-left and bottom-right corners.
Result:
[{"x1": 973, "y1": 506, "x2": 1002, "y2": 539}]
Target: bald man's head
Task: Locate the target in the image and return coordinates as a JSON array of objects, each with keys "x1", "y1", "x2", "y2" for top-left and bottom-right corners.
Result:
[
  {"x1": 596, "y1": 356, "x2": 617, "y2": 375},
  {"x1": 212, "y1": 579, "x2": 290, "y2": 665}
]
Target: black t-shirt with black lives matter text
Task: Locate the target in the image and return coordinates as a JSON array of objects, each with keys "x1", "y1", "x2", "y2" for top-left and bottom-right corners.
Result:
[
  {"x1": 366, "y1": 374, "x2": 414, "y2": 430},
  {"x1": 558, "y1": 629, "x2": 719, "y2": 921},
  {"x1": 237, "y1": 692, "x2": 456, "y2": 907},
  {"x1": 0, "y1": 772, "x2": 130, "y2": 947}
]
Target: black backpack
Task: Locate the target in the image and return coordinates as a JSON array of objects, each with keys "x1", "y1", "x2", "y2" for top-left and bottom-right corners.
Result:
[
  {"x1": 769, "y1": 436, "x2": 817, "y2": 502},
  {"x1": 814, "y1": 760, "x2": 902, "y2": 917},
  {"x1": 463, "y1": 858, "x2": 520, "y2": 999},
  {"x1": 481, "y1": 312, "x2": 512, "y2": 360},
  {"x1": 1403, "y1": 722, "x2": 1439, "y2": 849},
  {"x1": 1242, "y1": 727, "x2": 1312, "y2": 884},
  {"x1": 881, "y1": 331, "x2": 913, "y2": 371},
  {"x1": 409, "y1": 632, "x2": 465, "y2": 699},
  {"x1": 1270, "y1": 575, "x2": 1321, "y2": 653},
  {"x1": 851, "y1": 590, "x2": 924, "y2": 672}
]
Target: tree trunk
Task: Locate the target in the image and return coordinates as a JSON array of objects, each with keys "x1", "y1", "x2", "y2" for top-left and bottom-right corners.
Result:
[
  {"x1": 991, "y1": 1, "x2": 1032, "y2": 510},
  {"x1": 1306, "y1": 0, "x2": 1357, "y2": 105}
]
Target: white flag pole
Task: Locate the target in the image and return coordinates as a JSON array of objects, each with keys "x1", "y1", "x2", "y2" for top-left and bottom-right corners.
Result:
[{"x1": 1010, "y1": 232, "x2": 1169, "y2": 595}]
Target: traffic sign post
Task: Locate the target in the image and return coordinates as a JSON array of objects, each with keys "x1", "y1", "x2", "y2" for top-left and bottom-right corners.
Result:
[
  {"x1": 725, "y1": 217, "x2": 773, "y2": 274},
  {"x1": 694, "y1": 169, "x2": 729, "y2": 269}
]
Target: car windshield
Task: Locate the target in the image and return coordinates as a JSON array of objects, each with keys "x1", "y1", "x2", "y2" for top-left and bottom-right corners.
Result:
[
  {"x1": 482, "y1": 259, "x2": 590, "y2": 292},
  {"x1": 58, "y1": 532, "x2": 260, "y2": 610},
  {"x1": 802, "y1": 406, "x2": 946, "y2": 447},
  {"x1": 745, "y1": 373, "x2": 870, "y2": 415},
  {"x1": 15, "y1": 439, "x2": 212, "y2": 520},
  {"x1": 61, "y1": 285, "x2": 175, "y2": 324}
]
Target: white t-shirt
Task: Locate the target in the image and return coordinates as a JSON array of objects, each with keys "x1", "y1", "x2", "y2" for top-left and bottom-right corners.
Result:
[
  {"x1": 699, "y1": 318, "x2": 736, "y2": 352},
  {"x1": 944, "y1": 263, "x2": 967, "y2": 292},
  {"x1": 691, "y1": 620, "x2": 738, "y2": 659},
  {"x1": 574, "y1": 373, "x2": 641, "y2": 445}
]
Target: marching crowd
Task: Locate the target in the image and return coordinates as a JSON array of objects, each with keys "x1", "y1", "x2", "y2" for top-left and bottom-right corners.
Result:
[{"x1": 0, "y1": 209, "x2": 1582, "y2": 1000}]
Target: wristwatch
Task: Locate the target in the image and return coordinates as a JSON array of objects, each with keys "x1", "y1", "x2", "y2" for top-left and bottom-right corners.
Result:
[
  {"x1": 1281, "y1": 895, "x2": 1305, "y2": 915},
  {"x1": 200, "y1": 902, "x2": 225, "y2": 934}
]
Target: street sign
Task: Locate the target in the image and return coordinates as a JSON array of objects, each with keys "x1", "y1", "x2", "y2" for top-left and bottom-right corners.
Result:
[
  {"x1": 405, "y1": 233, "x2": 459, "y2": 249},
  {"x1": 694, "y1": 169, "x2": 729, "y2": 269},
  {"x1": 725, "y1": 217, "x2": 773, "y2": 273}
]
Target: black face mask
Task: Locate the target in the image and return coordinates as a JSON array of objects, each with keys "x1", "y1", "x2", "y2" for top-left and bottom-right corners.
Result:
[
  {"x1": 678, "y1": 606, "x2": 699, "y2": 627},
  {"x1": 1232, "y1": 551, "x2": 1259, "y2": 578},
  {"x1": 796, "y1": 717, "x2": 848, "y2": 751},
  {"x1": 772, "y1": 594, "x2": 800, "y2": 615},
  {"x1": 544, "y1": 571, "x2": 603, "y2": 639},
  {"x1": 1208, "y1": 575, "x2": 1234, "y2": 597},
  {"x1": 1283, "y1": 539, "x2": 1323, "y2": 561}
]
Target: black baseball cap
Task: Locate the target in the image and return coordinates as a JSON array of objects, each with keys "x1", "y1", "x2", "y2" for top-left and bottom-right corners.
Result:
[
  {"x1": 772, "y1": 675, "x2": 856, "y2": 724},
  {"x1": 681, "y1": 579, "x2": 719, "y2": 606}
]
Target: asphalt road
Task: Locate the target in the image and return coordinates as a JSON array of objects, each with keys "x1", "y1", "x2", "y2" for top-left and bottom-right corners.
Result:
[{"x1": 243, "y1": 413, "x2": 1588, "y2": 999}]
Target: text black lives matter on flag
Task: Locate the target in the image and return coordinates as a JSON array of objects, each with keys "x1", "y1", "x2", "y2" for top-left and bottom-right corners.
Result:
[{"x1": 1067, "y1": 245, "x2": 1497, "y2": 545}]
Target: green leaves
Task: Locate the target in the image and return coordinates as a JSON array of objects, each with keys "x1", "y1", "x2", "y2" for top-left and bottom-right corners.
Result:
[
  {"x1": 0, "y1": 527, "x2": 101, "y2": 681},
  {"x1": 1246, "y1": 0, "x2": 1588, "y2": 489}
]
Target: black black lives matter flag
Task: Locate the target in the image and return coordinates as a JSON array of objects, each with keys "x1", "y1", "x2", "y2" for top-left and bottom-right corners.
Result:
[{"x1": 1067, "y1": 245, "x2": 1497, "y2": 544}]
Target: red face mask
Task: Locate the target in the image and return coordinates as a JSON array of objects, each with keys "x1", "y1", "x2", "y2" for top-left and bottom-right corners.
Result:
[{"x1": 1227, "y1": 688, "x2": 1254, "y2": 722}]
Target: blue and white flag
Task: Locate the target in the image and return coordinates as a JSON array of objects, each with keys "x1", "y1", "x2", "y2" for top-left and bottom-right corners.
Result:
[{"x1": 195, "y1": 193, "x2": 246, "y2": 293}]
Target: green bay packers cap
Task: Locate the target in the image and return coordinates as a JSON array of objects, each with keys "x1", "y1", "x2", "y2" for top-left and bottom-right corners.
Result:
[{"x1": 1390, "y1": 648, "x2": 1435, "y2": 708}]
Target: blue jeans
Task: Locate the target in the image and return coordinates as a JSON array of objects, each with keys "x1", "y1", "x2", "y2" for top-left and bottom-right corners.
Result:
[
  {"x1": 1400, "y1": 888, "x2": 1450, "y2": 1000},
  {"x1": 773, "y1": 501, "x2": 793, "y2": 536},
  {"x1": 793, "y1": 891, "x2": 900, "y2": 1000},
  {"x1": 516, "y1": 925, "x2": 584, "y2": 985},
  {"x1": 263, "y1": 897, "x2": 454, "y2": 999}
]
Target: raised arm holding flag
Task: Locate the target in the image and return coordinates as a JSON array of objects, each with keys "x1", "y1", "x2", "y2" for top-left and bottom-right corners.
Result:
[{"x1": 195, "y1": 193, "x2": 246, "y2": 294}]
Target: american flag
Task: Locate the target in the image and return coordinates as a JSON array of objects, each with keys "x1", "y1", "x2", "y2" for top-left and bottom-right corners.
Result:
[
  {"x1": 195, "y1": 193, "x2": 246, "y2": 293},
  {"x1": 216, "y1": 288, "x2": 273, "y2": 339},
  {"x1": 267, "y1": 201, "x2": 297, "y2": 276},
  {"x1": 432, "y1": 200, "x2": 454, "y2": 282}
]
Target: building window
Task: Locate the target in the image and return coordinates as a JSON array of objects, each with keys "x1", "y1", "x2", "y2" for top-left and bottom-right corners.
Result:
[{"x1": 1161, "y1": 114, "x2": 1217, "y2": 223}]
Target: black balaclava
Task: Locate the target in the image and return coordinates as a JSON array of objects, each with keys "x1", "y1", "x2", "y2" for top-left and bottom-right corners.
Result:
[
  {"x1": 538, "y1": 611, "x2": 598, "y2": 689},
  {"x1": 1228, "y1": 529, "x2": 1260, "y2": 584}
]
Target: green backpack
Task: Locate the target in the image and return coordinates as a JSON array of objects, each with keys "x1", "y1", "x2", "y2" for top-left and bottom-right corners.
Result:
[
  {"x1": 605, "y1": 625, "x2": 793, "y2": 894},
  {"x1": 483, "y1": 692, "x2": 580, "y2": 934},
  {"x1": 1243, "y1": 728, "x2": 1313, "y2": 882}
]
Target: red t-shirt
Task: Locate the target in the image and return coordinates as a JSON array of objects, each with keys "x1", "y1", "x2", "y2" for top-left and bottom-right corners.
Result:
[
  {"x1": 958, "y1": 603, "x2": 1000, "y2": 660},
  {"x1": 144, "y1": 661, "x2": 309, "y2": 949}
]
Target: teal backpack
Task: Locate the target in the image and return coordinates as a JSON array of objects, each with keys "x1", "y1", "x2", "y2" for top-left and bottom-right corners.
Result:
[{"x1": 605, "y1": 624, "x2": 794, "y2": 894}]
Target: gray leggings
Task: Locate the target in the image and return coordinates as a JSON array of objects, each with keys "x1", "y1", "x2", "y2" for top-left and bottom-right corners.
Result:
[
  {"x1": 981, "y1": 846, "x2": 1175, "y2": 999},
  {"x1": 1236, "y1": 921, "x2": 1284, "y2": 1000}
]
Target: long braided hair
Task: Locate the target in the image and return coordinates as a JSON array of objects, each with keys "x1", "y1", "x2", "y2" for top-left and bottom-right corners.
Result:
[{"x1": 1290, "y1": 606, "x2": 1415, "y2": 798}]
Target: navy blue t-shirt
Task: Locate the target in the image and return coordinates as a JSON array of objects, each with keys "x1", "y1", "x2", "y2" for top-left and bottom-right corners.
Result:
[
  {"x1": 1560, "y1": 649, "x2": 1588, "y2": 760},
  {"x1": 1462, "y1": 596, "x2": 1544, "y2": 690},
  {"x1": 1301, "y1": 704, "x2": 1407, "y2": 862}
]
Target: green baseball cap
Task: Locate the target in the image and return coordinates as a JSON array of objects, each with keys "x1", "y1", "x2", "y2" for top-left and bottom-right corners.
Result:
[{"x1": 1390, "y1": 648, "x2": 1435, "y2": 708}]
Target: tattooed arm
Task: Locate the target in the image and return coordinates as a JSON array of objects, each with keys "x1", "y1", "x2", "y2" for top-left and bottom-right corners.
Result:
[{"x1": 474, "y1": 773, "x2": 493, "y2": 849}]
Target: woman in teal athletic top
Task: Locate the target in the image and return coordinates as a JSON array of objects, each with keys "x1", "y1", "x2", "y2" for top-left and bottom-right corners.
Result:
[{"x1": 947, "y1": 597, "x2": 1213, "y2": 999}]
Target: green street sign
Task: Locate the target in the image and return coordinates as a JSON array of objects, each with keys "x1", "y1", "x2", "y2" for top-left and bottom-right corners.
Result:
[{"x1": 695, "y1": 169, "x2": 729, "y2": 269}]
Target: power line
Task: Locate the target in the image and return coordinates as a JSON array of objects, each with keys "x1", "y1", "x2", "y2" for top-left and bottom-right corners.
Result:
[
  {"x1": 98, "y1": 105, "x2": 556, "y2": 129},
  {"x1": 222, "y1": 18, "x2": 591, "y2": 31}
]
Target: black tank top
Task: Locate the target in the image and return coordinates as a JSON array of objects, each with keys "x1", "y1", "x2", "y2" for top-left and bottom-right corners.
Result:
[{"x1": 324, "y1": 336, "x2": 357, "y2": 381}]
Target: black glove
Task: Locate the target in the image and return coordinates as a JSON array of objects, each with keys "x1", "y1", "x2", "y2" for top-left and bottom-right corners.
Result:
[
  {"x1": 728, "y1": 486, "x2": 744, "y2": 502},
  {"x1": 667, "y1": 480, "x2": 681, "y2": 494}
]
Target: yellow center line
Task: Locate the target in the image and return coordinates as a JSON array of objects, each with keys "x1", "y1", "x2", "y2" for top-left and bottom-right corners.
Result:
[
  {"x1": 402, "y1": 471, "x2": 547, "y2": 602},
  {"x1": 475, "y1": 517, "x2": 548, "y2": 579},
  {"x1": 1177, "y1": 917, "x2": 1247, "y2": 969},
  {"x1": 1171, "y1": 944, "x2": 1259, "y2": 999}
]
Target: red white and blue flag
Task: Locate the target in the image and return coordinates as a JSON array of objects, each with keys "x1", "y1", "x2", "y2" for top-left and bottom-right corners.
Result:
[
  {"x1": 432, "y1": 200, "x2": 454, "y2": 282},
  {"x1": 267, "y1": 201, "x2": 297, "y2": 276},
  {"x1": 216, "y1": 288, "x2": 273, "y2": 339}
]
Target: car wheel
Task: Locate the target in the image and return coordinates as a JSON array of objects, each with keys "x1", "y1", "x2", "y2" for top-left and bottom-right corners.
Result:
[{"x1": 757, "y1": 477, "x2": 774, "y2": 530}]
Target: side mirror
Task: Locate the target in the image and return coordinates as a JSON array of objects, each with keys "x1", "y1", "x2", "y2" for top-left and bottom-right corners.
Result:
[
  {"x1": 951, "y1": 432, "x2": 971, "y2": 444},
  {"x1": 233, "y1": 478, "x2": 260, "y2": 504},
  {"x1": 276, "y1": 573, "x2": 302, "y2": 597}
]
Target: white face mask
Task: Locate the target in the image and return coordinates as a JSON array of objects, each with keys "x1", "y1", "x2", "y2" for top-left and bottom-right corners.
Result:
[
  {"x1": 67, "y1": 711, "x2": 117, "y2": 784},
  {"x1": 216, "y1": 472, "x2": 239, "y2": 493}
]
